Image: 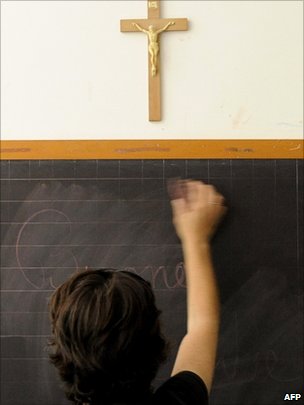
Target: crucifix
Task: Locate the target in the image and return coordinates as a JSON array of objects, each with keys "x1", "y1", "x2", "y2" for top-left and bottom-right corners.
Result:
[{"x1": 120, "y1": 0, "x2": 188, "y2": 121}]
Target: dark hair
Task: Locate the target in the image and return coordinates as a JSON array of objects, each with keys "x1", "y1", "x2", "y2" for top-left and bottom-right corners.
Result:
[{"x1": 48, "y1": 269, "x2": 168, "y2": 405}]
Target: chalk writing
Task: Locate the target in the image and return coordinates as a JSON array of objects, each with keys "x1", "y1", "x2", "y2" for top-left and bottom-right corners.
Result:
[
  {"x1": 16, "y1": 209, "x2": 79, "y2": 289},
  {"x1": 123, "y1": 262, "x2": 186, "y2": 290}
]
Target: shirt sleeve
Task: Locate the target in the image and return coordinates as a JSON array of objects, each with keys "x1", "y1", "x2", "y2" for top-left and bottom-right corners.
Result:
[{"x1": 153, "y1": 371, "x2": 209, "y2": 405}]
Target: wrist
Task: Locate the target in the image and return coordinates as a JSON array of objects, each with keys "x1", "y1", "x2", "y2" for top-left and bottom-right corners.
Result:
[{"x1": 181, "y1": 236, "x2": 211, "y2": 250}]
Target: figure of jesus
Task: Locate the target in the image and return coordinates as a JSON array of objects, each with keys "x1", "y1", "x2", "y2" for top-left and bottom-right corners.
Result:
[{"x1": 132, "y1": 22, "x2": 175, "y2": 76}]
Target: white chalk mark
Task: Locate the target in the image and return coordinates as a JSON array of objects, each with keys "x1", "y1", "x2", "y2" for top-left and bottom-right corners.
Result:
[{"x1": 16, "y1": 209, "x2": 72, "y2": 289}]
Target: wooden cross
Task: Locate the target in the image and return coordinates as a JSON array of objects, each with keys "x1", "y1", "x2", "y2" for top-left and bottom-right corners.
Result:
[{"x1": 120, "y1": 0, "x2": 188, "y2": 121}]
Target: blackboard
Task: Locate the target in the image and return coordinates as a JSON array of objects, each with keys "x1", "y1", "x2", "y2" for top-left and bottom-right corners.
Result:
[{"x1": 0, "y1": 159, "x2": 303, "y2": 405}]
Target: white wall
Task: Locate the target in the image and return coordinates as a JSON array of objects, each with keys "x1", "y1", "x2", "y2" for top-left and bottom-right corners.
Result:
[{"x1": 1, "y1": 0, "x2": 303, "y2": 140}]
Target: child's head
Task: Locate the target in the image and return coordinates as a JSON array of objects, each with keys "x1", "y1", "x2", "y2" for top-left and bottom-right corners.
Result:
[{"x1": 48, "y1": 269, "x2": 168, "y2": 405}]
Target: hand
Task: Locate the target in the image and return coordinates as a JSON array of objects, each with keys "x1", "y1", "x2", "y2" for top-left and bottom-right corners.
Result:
[{"x1": 169, "y1": 180, "x2": 227, "y2": 244}]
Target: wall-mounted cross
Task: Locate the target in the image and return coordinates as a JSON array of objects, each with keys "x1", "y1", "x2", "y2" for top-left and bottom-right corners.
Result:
[{"x1": 120, "y1": 0, "x2": 188, "y2": 121}]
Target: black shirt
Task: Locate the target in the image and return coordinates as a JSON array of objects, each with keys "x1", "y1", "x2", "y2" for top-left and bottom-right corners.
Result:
[{"x1": 151, "y1": 371, "x2": 209, "y2": 405}]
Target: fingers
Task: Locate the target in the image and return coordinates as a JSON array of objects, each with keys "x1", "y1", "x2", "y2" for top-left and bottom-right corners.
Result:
[
  {"x1": 168, "y1": 179, "x2": 227, "y2": 241},
  {"x1": 186, "y1": 181, "x2": 199, "y2": 206},
  {"x1": 168, "y1": 179, "x2": 187, "y2": 216},
  {"x1": 168, "y1": 179, "x2": 226, "y2": 209},
  {"x1": 170, "y1": 198, "x2": 187, "y2": 216},
  {"x1": 208, "y1": 191, "x2": 226, "y2": 206}
]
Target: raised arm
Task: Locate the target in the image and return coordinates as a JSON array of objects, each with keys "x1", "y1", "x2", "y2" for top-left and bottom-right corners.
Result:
[
  {"x1": 132, "y1": 22, "x2": 148, "y2": 34},
  {"x1": 156, "y1": 21, "x2": 175, "y2": 34},
  {"x1": 169, "y1": 180, "x2": 226, "y2": 393}
]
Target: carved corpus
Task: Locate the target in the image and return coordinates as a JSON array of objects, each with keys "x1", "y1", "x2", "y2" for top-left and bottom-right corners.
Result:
[{"x1": 120, "y1": 0, "x2": 188, "y2": 121}]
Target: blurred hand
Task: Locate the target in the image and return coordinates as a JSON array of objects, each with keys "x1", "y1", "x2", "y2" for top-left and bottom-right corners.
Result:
[{"x1": 169, "y1": 180, "x2": 227, "y2": 244}]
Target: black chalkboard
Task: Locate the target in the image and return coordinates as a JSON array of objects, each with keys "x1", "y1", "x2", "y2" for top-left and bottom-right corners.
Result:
[{"x1": 0, "y1": 159, "x2": 303, "y2": 405}]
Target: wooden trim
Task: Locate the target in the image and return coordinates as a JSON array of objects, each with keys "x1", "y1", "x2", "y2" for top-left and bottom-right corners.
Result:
[
  {"x1": 149, "y1": 51, "x2": 161, "y2": 121},
  {"x1": 0, "y1": 140, "x2": 303, "y2": 160},
  {"x1": 148, "y1": 0, "x2": 160, "y2": 19}
]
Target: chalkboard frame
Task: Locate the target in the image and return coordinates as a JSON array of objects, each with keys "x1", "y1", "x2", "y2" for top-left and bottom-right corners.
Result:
[{"x1": 0, "y1": 140, "x2": 303, "y2": 160}]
